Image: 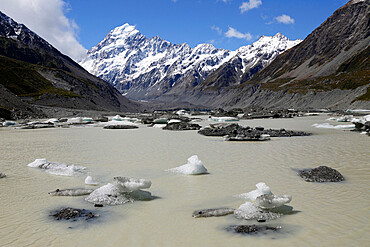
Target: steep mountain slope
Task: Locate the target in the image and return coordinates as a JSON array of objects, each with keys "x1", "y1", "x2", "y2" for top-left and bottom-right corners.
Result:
[
  {"x1": 80, "y1": 25, "x2": 300, "y2": 101},
  {"x1": 242, "y1": 0, "x2": 370, "y2": 101},
  {"x1": 194, "y1": 33, "x2": 301, "y2": 92},
  {"x1": 0, "y1": 11, "x2": 140, "y2": 119},
  {"x1": 195, "y1": 0, "x2": 369, "y2": 109}
]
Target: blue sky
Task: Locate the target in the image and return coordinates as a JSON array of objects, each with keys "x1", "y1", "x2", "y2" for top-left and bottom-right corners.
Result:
[
  {"x1": 65, "y1": 0, "x2": 347, "y2": 50},
  {"x1": 0, "y1": 0, "x2": 349, "y2": 60}
]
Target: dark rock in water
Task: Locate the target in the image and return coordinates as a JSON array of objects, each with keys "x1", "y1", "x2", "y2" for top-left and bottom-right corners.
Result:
[
  {"x1": 50, "y1": 207, "x2": 98, "y2": 221},
  {"x1": 227, "y1": 225, "x2": 281, "y2": 235},
  {"x1": 17, "y1": 123, "x2": 55, "y2": 129},
  {"x1": 192, "y1": 208, "x2": 235, "y2": 218},
  {"x1": 298, "y1": 166, "x2": 344, "y2": 182},
  {"x1": 352, "y1": 121, "x2": 370, "y2": 133},
  {"x1": 103, "y1": 125, "x2": 138, "y2": 129},
  {"x1": 0, "y1": 173, "x2": 6, "y2": 178},
  {"x1": 94, "y1": 204, "x2": 103, "y2": 207},
  {"x1": 198, "y1": 123, "x2": 310, "y2": 138},
  {"x1": 163, "y1": 122, "x2": 201, "y2": 131}
]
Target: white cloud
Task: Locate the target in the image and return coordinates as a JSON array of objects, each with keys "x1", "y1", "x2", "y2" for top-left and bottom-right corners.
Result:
[
  {"x1": 0, "y1": 0, "x2": 86, "y2": 61},
  {"x1": 275, "y1": 14, "x2": 295, "y2": 24},
  {"x1": 240, "y1": 0, "x2": 262, "y2": 13},
  {"x1": 225, "y1": 27, "x2": 252, "y2": 40},
  {"x1": 211, "y1": 25, "x2": 222, "y2": 35}
]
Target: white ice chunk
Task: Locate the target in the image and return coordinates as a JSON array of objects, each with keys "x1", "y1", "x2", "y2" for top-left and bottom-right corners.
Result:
[
  {"x1": 237, "y1": 182, "x2": 272, "y2": 201},
  {"x1": 85, "y1": 183, "x2": 132, "y2": 205},
  {"x1": 312, "y1": 123, "x2": 355, "y2": 129},
  {"x1": 27, "y1": 159, "x2": 86, "y2": 176},
  {"x1": 210, "y1": 117, "x2": 238, "y2": 122},
  {"x1": 166, "y1": 155, "x2": 208, "y2": 175},
  {"x1": 256, "y1": 194, "x2": 292, "y2": 209},
  {"x1": 234, "y1": 202, "x2": 281, "y2": 221},
  {"x1": 3, "y1": 121, "x2": 17, "y2": 126},
  {"x1": 103, "y1": 120, "x2": 138, "y2": 127},
  {"x1": 112, "y1": 115, "x2": 124, "y2": 121},
  {"x1": 168, "y1": 119, "x2": 182, "y2": 124},
  {"x1": 85, "y1": 177, "x2": 152, "y2": 205},
  {"x1": 114, "y1": 177, "x2": 152, "y2": 192},
  {"x1": 85, "y1": 176, "x2": 99, "y2": 185}
]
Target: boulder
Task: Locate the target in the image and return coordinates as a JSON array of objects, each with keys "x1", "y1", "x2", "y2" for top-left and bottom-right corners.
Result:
[{"x1": 298, "y1": 166, "x2": 344, "y2": 182}]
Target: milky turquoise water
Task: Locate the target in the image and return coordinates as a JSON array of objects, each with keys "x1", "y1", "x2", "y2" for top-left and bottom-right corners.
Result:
[{"x1": 0, "y1": 115, "x2": 369, "y2": 247}]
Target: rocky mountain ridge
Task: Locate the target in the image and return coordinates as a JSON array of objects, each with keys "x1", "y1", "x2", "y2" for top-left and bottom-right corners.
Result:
[
  {"x1": 0, "y1": 11, "x2": 140, "y2": 119},
  {"x1": 80, "y1": 24, "x2": 301, "y2": 101}
]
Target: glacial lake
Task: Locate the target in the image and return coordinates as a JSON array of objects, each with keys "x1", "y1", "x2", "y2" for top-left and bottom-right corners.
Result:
[{"x1": 0, "y1": 115, "x2": 369, "y2": 247}]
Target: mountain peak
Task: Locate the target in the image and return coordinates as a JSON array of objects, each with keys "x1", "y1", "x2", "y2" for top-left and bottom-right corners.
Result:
[{"x1": 110, "y1": 23, "x2": 139, "y2": 37}]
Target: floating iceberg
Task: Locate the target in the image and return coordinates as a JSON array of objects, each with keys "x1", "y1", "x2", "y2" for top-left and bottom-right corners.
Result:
[
  {"x1": 113, "y1": 177, "x2": 152, "y2": 192},
  {"x1": 85, "y1": 177, "x2": 152, "y2": 206},
  {"x1": 351, "y1": 114, "x2": 370, "y2": 124},
  {"x1": 235, "y1": 182, "x2": 293, "y2": 221},
  {"x1": 210, "y1": 117, "x2": 238, "y2": 122},
  {"x1": 255, "y1": 194, "x2": 292, "y2": 209},
  {"x1": 237, "y1": 182, "x2": 272, "y2": 201},
  {"x1": 234, "y1": 202, "x2": 281, "y2": 221},
  {"x1": 27, "y1": 159, "x2": 86, "y2": 176},
  {"x1": 3, "y1": 121, "x2": 17, "y2": 127},
  {"x1": 312, "y1": 123, "x2": 355, "y2": 129},
  {"x1": 166, "y1": 155, "x2": 208, "y2": 175},
  {"x1": 85, "y1": 176, "x2": 99, "y2": 185},
  {"x1": 112, "y1": 115, "x2": 124, "y2": 121}
]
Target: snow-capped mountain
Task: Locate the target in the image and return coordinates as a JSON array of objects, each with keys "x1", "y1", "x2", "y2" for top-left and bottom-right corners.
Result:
[
  {"x1": 80, "y1": 24, "x2": 301, "y2": 100},
  {"x1": 197, "y1": 33, "x2": 302, "y2": 91}
]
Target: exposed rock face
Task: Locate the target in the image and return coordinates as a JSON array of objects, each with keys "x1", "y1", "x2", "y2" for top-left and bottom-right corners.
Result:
[
  {"x1": 226, "y1": 225, "x2": 281, "y2": 235},
  {"x1": 0, "y1": 11, "x2": 140, "y2": 118},
  {"x1": 298, "y1": 166, "x2": 345, "y2": 182},
  {"x1": 211, "y1": 0, "x2": 370, "y2": 109},
  {"x1": 50, "y1": 208, "x2": 98, "y2": 221}
]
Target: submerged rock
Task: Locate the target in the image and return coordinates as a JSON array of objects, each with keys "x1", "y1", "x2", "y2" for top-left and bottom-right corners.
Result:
[
  {"x1": 50, "y1": 207, "x2": 98, "y2": 221},
  {"x1": 192, "y1": 208, "x2": 235, "y2": 218},
  {"x1": 0, "y1": 173, "x2": 6, "y2": 178},
  {"x1": 48, "y1": 188, "x2": 94, "y2": 196},
  {"x1": 163, "y1": 122, "x2": 201, "y2": 131},
  {"x1": 298, "y1": 166, "x2": 345, "y2": 182},
  {"x1": 226, "y1": 224, "x2": 281, "y2": 235}
]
